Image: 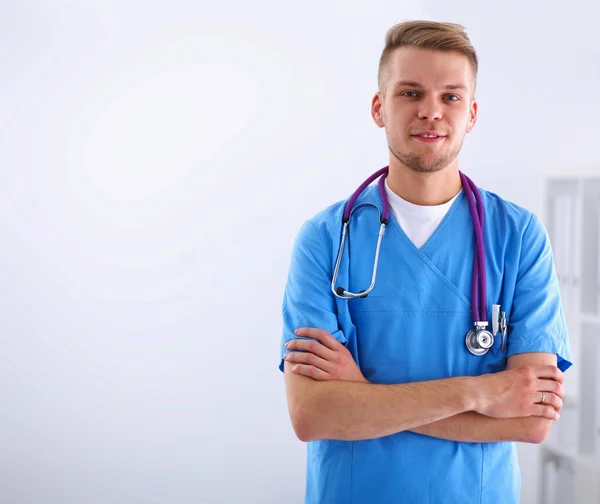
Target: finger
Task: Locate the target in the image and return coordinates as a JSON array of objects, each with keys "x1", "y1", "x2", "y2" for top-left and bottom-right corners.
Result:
[
  {"x1": 291, "y1": 364, "x2": 331, "y2": 381},
  {"x1": 285, "y1": 339, "x2": 335, "y2": 361},
  {"x1": 543, "y1": 392, "x2": 563, "y2": 413},
  {"x1": 536, "y1": 392, "x2": 563, "y2": 411},
  {"x1": 294, "y1": 328, "x2": 342, "y2": 351},
  {"x1": 537, "y1": 378, "x2": 565, "y2": 398},
  {"x1": 284, "y1": 350, "x2": 333, "y2": 374},
  {"x1": 532, "y1": 404, "x2": 560, "y2": 420},
  {"x1": 533, "y1": 365, "x2": 564, "y2": 384}
]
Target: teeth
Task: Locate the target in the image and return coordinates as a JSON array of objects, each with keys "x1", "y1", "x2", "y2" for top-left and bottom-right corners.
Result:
[{"x1": 420, "y1": 134, "x2": 438, "y2": 138}]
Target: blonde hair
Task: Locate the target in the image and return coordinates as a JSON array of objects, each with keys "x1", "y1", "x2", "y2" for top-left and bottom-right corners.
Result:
[{"x1": 378, "y1": 20, "x2": 478, "y2": 94}]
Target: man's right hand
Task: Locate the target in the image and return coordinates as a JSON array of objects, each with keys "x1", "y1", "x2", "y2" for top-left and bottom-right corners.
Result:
[{"x1": 472, "y1": 365, "x2": 564, "y2": 420}]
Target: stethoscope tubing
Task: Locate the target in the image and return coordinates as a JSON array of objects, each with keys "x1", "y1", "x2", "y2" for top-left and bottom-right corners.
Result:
[{"x1": 333, "y1": 166, "x2": 488, "y2": 326}]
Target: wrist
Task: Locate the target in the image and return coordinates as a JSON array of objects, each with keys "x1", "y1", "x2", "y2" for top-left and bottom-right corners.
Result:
[{"x1": 458, "y1": 376, "x2": 482, "y2": 412}]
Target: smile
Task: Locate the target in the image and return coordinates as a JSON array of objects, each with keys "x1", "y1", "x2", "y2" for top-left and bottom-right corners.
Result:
[{"x1": 411, "y1": 135, "x2": 446, "y2": 143}]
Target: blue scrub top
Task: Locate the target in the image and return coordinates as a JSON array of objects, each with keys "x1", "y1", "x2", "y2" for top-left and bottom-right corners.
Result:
[{"x1": 280, "y1": 181, "x2": 572, "y2": 504}]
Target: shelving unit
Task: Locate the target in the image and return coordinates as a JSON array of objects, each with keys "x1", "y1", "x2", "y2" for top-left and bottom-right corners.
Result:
[{"x1": 540, "y1": 178, "x2": 600, "y2": 503}]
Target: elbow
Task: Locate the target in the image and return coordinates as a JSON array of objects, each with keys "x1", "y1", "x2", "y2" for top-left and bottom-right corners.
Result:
[
  {"x1": 525, "y1": 418, "x2": 553, "y2": 444},
  {"x1": 284, "y1": 363, "x2": 330, "y2": 442},
  {"x1": 293, "y1": 422, "x2": 314, "y2": 443},
  {"x1": 290, "y1": 403, "x2": 318, "y2": 442}
]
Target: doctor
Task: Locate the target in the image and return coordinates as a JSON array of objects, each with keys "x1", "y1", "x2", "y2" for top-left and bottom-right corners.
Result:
[{"x1": 279, "y1": 20, "x2": 572, "y2": 504}]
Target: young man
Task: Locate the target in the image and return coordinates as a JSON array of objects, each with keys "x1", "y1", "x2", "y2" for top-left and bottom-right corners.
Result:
[{"x1": 279, "y1": 21, "x2": 572, "y2": 504}]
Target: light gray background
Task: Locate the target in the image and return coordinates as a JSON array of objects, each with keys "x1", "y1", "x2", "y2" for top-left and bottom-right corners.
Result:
[{"x1": 0, "y1": 1, "x2": 598, "y2": 503}]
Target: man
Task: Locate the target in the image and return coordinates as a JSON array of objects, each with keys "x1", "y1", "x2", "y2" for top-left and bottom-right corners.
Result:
[{"x1": 279, "y1": 20, "x2": 572, "y2": 504}]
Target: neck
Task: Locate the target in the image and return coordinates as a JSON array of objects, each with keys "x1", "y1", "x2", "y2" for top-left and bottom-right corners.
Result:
[{"x1": 386, "y1": 161, "x2": 462, "y2": 206}]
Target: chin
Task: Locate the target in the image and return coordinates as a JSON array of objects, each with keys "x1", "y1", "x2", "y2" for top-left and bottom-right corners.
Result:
[
  {"x1": 408, "y1": 165, "x2": 447, "y2": 174},
  {"x1": 402, "y1": 155, "x2": 454, "y2": 174},
  {"x1": 390, "y1": 143, "x2": 461, "y2": 174}
]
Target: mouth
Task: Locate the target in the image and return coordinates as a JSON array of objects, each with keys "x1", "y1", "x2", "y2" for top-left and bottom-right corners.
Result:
[{"x1": 411, "y1": 134, "x2": 446, "y2": 144}]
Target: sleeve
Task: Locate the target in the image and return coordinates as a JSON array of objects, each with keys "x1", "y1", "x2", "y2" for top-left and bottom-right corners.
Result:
[
  {"x1": 507, "y1": 213, "x2": 573, "y2": 372},
  {"x1": 278, "y1": 220, "x2": 348, "y2": 373}
]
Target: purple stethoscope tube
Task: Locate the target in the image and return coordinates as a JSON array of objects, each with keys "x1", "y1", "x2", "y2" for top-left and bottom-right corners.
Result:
[{"x1": 332, "y1": 166, "x2": 494, "y2": 355}]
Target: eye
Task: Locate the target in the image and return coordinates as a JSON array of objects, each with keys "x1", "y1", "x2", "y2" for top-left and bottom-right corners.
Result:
[
  {"x1": 445, "y1": 94, "x2": 460, "y2": 101},
  {"x1": 401, "y1": 91, "x2": 419, "y2": 98}
]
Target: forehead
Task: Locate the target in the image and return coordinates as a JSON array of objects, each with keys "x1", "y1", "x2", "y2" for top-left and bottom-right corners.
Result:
[{"x1": 386, "y1": 46, "x2": 474, "y2": 91}]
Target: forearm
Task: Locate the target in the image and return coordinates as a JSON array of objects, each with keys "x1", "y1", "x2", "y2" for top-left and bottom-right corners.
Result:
[
  {"x1": 297, "y1": 374, "x2": 477, "y2": 442},
  {"x1": 409, "y1": 412, "x2": 552, "y2": 443}
]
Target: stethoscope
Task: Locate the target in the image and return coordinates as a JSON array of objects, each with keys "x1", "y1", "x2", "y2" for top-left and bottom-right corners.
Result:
[{"x1": 331, "y1": 166, "x2": 504, "y2": 356}]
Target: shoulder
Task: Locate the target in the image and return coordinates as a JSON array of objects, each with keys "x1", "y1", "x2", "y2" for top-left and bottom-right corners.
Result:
[
  {"x1": 302, "y1": 184, "x2": 379, "y2": 244},
  {"x1": 477, "y1": 187, "x2": 545, "y2": 242},
  {"x1": 478, "y1": 187, "x2": 533, "y2": 226}
]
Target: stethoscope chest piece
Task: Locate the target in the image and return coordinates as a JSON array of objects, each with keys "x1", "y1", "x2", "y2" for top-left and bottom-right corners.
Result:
[{"x1": 465, "y1": 322, "x2": 494, "y2": 356}]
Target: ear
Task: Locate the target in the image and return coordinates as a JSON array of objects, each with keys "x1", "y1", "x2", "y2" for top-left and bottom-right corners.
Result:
[
  {"x1": 371, "y1": 92, "x2": 385, "y2": 128},
  {"x1": 465, "y1": 99, "x2": 478, "y2": 133}
]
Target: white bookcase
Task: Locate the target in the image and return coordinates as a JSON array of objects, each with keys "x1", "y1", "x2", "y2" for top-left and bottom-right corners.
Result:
[{"x1": 540, "y1": 178, "x2": 600, "y2": 504}]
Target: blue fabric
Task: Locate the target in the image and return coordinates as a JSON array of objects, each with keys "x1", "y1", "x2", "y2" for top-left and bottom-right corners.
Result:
[{"x1": 280, "y1": 182, "x2": 572, "y2": 504}]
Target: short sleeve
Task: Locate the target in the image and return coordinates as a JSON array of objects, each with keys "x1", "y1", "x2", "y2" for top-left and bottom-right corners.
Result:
[
  {"x1": 279, "y1": 220, "x2": 347, "y2": 372},
  {"x1": 507, "y1": 213, "x2": 573, "y2": 371}
]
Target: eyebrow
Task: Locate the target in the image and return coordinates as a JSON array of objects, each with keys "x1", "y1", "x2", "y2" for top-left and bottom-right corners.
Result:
[{"x1": 392, "y1": 80, "x2": 468, "y2": 92}]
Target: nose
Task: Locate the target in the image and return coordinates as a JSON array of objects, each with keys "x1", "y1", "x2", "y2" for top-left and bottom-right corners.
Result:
[{"x1": 417, "y1": 96, "x2": 443, "y2": 121}]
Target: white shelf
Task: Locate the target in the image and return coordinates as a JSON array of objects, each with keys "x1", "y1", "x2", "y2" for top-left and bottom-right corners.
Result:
[
  {"x1": 542, "y1": 443, "x2": 600, "y2": 473},
  {"x1": 541, "y1": 443, "x2": 600, "y2": 504},
  {"x1": 542, "y1": 441, "x2": 577, "y2": 460},
  {"x1": 580, "y1": 314, "x2": 600, "y2": 326},
  {"x1": 541, "y1": 176, "x2": 600, "y2": 503},
  {"x1": 564, "y1": 311, "x2": 600, "y2": 327}
]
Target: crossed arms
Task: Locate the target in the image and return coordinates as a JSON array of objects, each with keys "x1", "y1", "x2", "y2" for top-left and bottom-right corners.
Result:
[{"x1": 283, "y1": 328, "x2": 564, "y2": 444}]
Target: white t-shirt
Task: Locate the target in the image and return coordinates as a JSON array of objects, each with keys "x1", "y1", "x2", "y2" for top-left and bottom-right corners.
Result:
[{"x1": 384, "y1": 178, "x2": 462, "y2": 249}]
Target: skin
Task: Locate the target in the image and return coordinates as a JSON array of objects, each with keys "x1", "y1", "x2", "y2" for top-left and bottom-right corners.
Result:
[
  {"x1": 284, "y1": 330, "x2": 563, "y2": 443},
  {"x1": 372, "y1": 46, "x2": 477, "y2": 206},
  {"x1": 282, "y1": 46, "x2": 565, "y2": 444}
]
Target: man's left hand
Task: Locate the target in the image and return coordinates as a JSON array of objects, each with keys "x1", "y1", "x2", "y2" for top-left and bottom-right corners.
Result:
[{"x1": 284, "y1": 327, "x2": 369, "y2": 383}]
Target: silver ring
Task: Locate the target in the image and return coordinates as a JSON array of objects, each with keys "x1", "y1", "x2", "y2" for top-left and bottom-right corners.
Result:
[{"x1": 539, "y1": 392, "x2": 546, "y2": 404}]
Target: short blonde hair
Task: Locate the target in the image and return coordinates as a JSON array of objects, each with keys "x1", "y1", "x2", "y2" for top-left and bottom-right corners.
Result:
[{"x1": 378, "y1": 20, "x2": 478, "y2": 94}]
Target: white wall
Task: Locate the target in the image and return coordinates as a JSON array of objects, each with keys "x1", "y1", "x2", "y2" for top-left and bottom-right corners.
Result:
[{"x1": 0, "y1": 1, "x2": 597, "y2": 503}]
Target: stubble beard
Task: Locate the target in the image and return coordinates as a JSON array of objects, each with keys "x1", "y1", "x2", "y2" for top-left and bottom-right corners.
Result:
[{"x1": 389, "y1": 136, "x2": 464, "y2": 174}]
